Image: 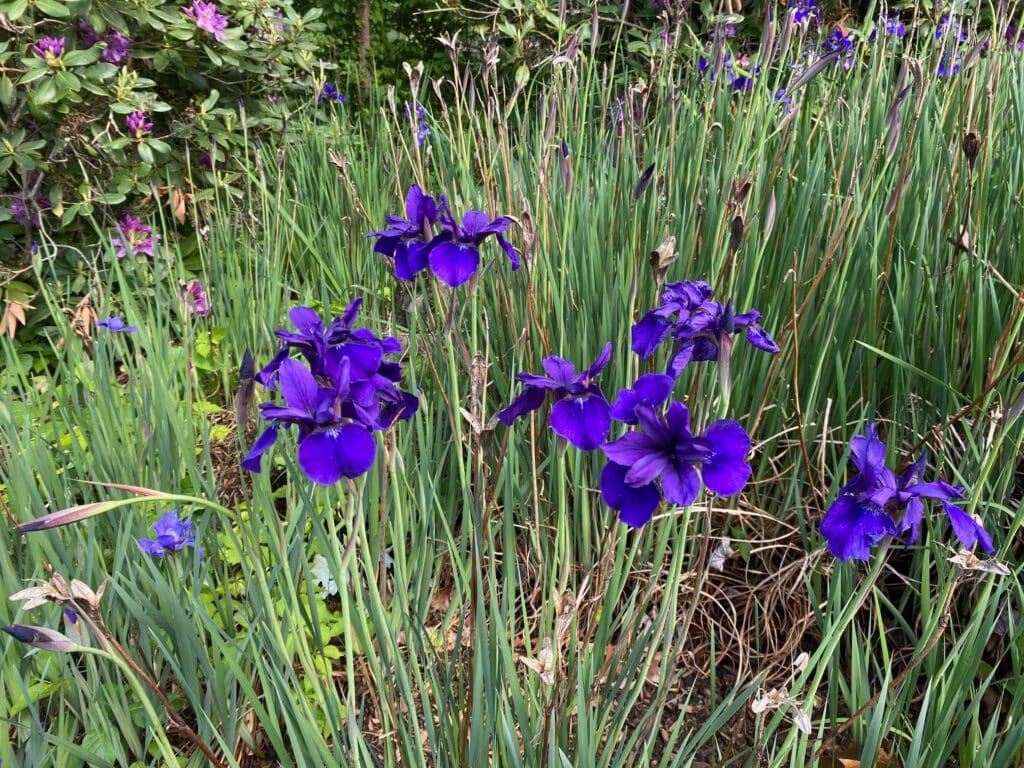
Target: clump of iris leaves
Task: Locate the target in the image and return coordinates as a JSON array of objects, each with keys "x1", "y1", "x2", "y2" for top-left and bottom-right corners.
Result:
[{"x1": 2, "y1": 5, "x2": 1024, "y2": 768}]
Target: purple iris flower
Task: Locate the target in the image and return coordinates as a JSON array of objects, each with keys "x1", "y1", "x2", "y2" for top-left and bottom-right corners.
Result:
[
  {"x1": 319, "y1": 83, "x2": 346, "y2": 103},
  {"x1": 819, "y1": 424, "x2": 995, "y2": 561},
  {"x1": 182, "y1": 0, "x2": 229, "y2": 41},
  {"x1": 97, "y1": 316, "x2": 137, "y2": 333},
  {"x1": 365, "y1": 184, "x2": 439, "y2": 280},
  {"x1": 126, "y1": 111, "x2": 152, "y2": 139},
  {"x1": 138, "y1": 510, "x2": 201, "y2": 557},
  {"x1": 790, "y1": 0, "x2": 820, "y2": 25},
  {"x1": 1007, "y1": 25, "x2": 1024, "y2": 51},
  {"x1": 428, "y1": 204, "x2": 519, "y2": 288},
  {"x1": 32, "y1": 37, "x2": 65, "y2": 62},
  {"x1": 632, "y1": 280, "x2": 779, "y2": 377},
  {"x1": 112, "y1": 214, "x2": 156, "y2": 258},
  {"x1": 243, "y1": 302, "x2": 418, "y2": 485},
  {"x1": 497, "y1": 343, "x2": 613, "y2": 450},
  {"x1": 601, "y1": 402, "x2": 751, "y2": 527}
]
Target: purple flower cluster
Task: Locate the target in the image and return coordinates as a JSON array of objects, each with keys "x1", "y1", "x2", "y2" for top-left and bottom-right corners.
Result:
[
  {"x1": 698, "y1": 53, "x2": 761, "y2": 93},
  {"x1": 821, "y1": 27, "x2": 858, "y2": 69},
  {"x1": 138, "y1": 510, "x2": 201, "y2": 557},
  {"x1": 1008, "y1": 24, "x2": 1024, "y2": 51},
  {"x1": 126, "y1": 111, "x2": 153, "y2": 139},
  {"x1": 937, "y1": 54, "x2": 962, "y2": 78},
  {"x1": 80, "y1": 22, "x2": 132, "y2": 64},
  {"x1": 632, "y1": 280, "x2": 779, "y2": 378},
  {"x1": 819, "y1": 425, "x2": 994, "y2": 561},
  {"x1": 788, "y1": 0, "x2": 821, "y2": 26},
  {"x1": 242, "y1": 300, "x2": 418, "y2": 485},
  {"x1": 868, "y1": 13, "x2": 907, "y2": 42},
  {"x1": 366, "y1": 184, "x2": 518, "y2": 288},
  {"x1": 498, "y1": 341, "x2": 753, "y2": 527},
  {"x1": 32, "y1": 37, "x2": 65, "y2": 63},
  {"x1": 182, "y1": 0, "x2": 229, "y2": 42},
  {"x1": 497, "y1": 276, "x2": 765, "y2": 527},
  {"x1": 181, "y1": 280, "x2": 211, "y2": 317},
  {"x1": 9, "y1": 189, "x2": 52, "y2": 228},
  {"x1": 935, "y1": 15, "x2": 969, "y2": 42},
  {"x1": 112, "y1": 214, "x2": 156, "y2": 258}
]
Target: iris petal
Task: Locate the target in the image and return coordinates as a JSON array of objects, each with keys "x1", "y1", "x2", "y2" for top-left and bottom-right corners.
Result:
[
  {"x1": 819, "y1": 496, "x2": 896, "y2": 561},
  {"x1": 496, "y1": 386, "x2": 547, "y2": 426},
  {"x1": 661, "y1": 462, "x2": 701, "y2": 507},
  {"x1": 943, "y1": 502, "x2": 995, "y2": 553},
  {"x1": 550, "y1": 396, "x2": 610, "y2": 450},
  {"x1": 297, "y1": 425, "x2": 376, "y2": 485},
  {"x1": 241, "y1": 426, "x2": 279, "y2": 472},
  {"x1": 429, "y1": 242, "x2": 480, "y2": 287},
  {"x1": 600, "y1": 462, "x2": 661, "y2": 527}
]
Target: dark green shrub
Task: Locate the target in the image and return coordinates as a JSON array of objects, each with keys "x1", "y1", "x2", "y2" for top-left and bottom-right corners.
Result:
[{"x1": 0, "y1": 0, "x2": 323, "y2": 258}]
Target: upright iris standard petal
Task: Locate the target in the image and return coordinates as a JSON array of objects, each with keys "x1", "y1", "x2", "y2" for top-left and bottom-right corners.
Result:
[
  {"x1": 849, "y1": 424, "x2": 888, "y2": 478},
  {"x1": 610, "y1": 373, "x2": 675, "y2": 423},
  {"x1": 297, "y1": 425, "x2": 376, "y2": 485}
]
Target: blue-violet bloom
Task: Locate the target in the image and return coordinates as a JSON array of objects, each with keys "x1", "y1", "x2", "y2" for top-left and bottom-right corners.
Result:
[
  {"x1": 601, "y1": 402, "x2": 751, "y2": 527},
  {"x1": 365, "y1": 184, "x2": 438, "y2": 280},
  {"x1": 319, "y1": 83, "x2": 346, "y2": 103},
  {"x1": 243, "y1": 301, "x2": 418, "y2": 485},
  {"x1": 819, "y1": 424, "x2": 995, "y2": 561},
  {"x1": 97, "y1": 316, "x2": 137, "y2": 333},
  {"x1": 497, "y1": 343, "x2": 613, "y2": 450},
  {"x1": 138, "y1": 510, "x2": 201, "y2": 557},
  {"x1": 428, "y1": 204, "x2": 519, "y2": 287},
  {"x1": 632, "y1": 280, "x2": 779, "y2": 377}
]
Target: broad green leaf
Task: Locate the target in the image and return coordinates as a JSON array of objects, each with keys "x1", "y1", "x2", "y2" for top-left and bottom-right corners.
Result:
[
  {"x1": 34, "y1": 0, "x2": 70, "y2": 15},
  {"x1": 0, "y1": 76, "x2": 13, "y2": 107},
  {"x1": 62, "y1": 47, "x2": 101, "y2": 67},
  {"x1": 0, "y1": 0, "x2": 28, "y2": 20},
  {"x1": 31, "y1": 76, "x2": 58, "y2": 106}
]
